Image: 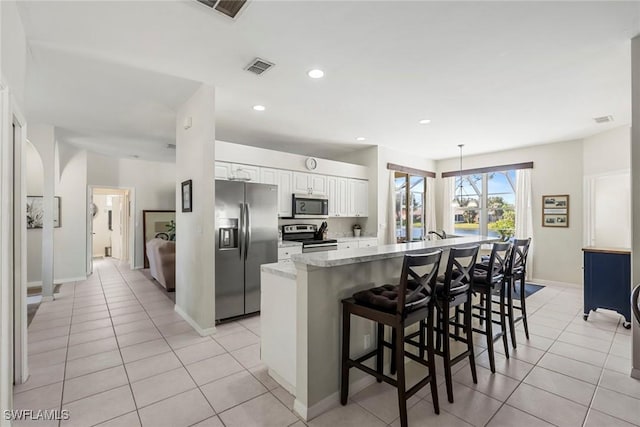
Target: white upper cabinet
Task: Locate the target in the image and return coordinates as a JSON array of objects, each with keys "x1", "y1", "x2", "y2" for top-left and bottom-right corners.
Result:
[
  {"x1": 277, "y1": 170, "x2": 293, "y2": 217},
  {"x1": 215, "y1": 162, "x2": 233, "y2": 180},
  {"x1": 231, "y1": 164, "x2": 259, "y2": 181},
  {"x1": 327, "y1": 176, "x2": 349, "y2": 217},
  {"x1": 293, "y1": 172, "x2": 327, "y2": 196},
  {"x1": 260, "y1": 167, "x2": 278, "y2": 185},
  {"x1": 348, "y1": 179, "x2": 369, "y2": 217}
]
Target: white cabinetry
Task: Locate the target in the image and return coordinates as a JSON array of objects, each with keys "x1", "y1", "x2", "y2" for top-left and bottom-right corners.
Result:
[
  {"x1": 278, "y1": 245, "x2": 302, "y2": 261},
  {"x1": 328, "y1": 176, "x2": 349, "y2": 217},
  {"x1": 277, "y1": 170, "x2": 293, "y2": 217},
  {"x1": 231, "y1": 164, "x2": 259, "y2": 182},
  {"x1": 260, "y1": 168, "x2": 278, "y2": 185},
  {"x1": 337, "y1": 242, "x2": 356, "y2": 250},
  {"x1": 215, "y1": 162, "x2": 233, "y2": 180},
  {"x1": 358, "y1": 238, "x2": 378, "y2": 248},
  {"x1": 215, "y1": 162, "x2": 259, "y2": 181},
  {"x1": 293, "y1": 172, "x2": 327, "y2": 196},
  {"x1": 348, "y1": 179, "x2": 369, "y2": 217}
]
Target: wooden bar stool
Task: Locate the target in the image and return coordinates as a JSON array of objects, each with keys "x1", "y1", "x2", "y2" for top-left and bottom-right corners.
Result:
[
  {"x1": 471, "y1": 241, "x2": 512, "y2": 372},
  {"x1": 506, "y1": 238, "x2": 532, "y2": 347},
  {"x1": 340, "y1": 251, "x2": 442, "y2": 427},
  {"x1": 411, "y1": 245, "x2": 479, "y2": 404}
]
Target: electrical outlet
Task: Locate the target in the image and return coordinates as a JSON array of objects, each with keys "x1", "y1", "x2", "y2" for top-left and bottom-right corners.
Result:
[{"x1": 364, "y1": 334, "x2": 371, "y2": 349}]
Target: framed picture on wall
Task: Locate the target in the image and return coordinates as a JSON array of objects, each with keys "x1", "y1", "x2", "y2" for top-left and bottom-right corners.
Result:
[
  {"x1": 26, "y1": 196, "x2": 61, "y2": 229},
  {"x1": 181, "y1": 179, "x2": 192, "y2": 213},
  {"x1": 542, "y1": 194, "x2": 569, "y2": 227}
]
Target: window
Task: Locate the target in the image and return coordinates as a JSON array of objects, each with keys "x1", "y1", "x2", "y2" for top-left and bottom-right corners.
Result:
[
  {"x1": 453, "y1": 170, "x2": 516, "y2": 239},
  {"x1": 395, "y1": 173, "x2": 427, "y2": 242}
]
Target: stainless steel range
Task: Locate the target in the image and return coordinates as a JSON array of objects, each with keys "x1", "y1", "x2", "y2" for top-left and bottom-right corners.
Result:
[{"x1": 282, "y1": 224, "x2": 338, "y2": 253}]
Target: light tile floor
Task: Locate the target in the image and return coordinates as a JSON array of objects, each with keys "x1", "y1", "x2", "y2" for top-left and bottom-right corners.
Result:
[{"x1": 13, "y1": 258, "x2": 640, "y2": 427}]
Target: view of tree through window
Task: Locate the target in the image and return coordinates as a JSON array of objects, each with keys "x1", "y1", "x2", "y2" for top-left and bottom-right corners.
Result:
[
  {"x1": 395, "y1": 173, "x2": 426, "y2": 242},
  {"x1": 453, "y1": 170, "x2": 516, "y2": 239}
]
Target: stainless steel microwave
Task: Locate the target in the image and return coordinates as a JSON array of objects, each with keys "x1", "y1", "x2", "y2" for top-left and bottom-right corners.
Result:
[{"x1": 292, "y1": 194, "x2": 329, "y2": 219}]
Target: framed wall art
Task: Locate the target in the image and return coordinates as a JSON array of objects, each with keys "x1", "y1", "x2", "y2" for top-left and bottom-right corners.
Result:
[
  {"x1": 181, "y1": 179, "x2": 192, "y2": 213},
  {"x1": 542, "y1": 194, "x2": 569, "y2": 227},
  {"x1": 26, "y1": 196, "x2": 61, "y2": 229}
]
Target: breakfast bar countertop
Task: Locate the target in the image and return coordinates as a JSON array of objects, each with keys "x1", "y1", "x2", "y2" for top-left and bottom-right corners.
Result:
[{"x1": 291, "y1": 235, "x2": 498, "y2": 268}]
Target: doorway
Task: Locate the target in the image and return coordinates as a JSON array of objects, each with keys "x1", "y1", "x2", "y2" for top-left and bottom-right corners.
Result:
[{"x1": 88, "y1": 187, "x2": 133, "y2": 273}]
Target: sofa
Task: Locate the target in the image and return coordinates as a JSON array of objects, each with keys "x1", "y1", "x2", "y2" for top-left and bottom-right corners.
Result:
[{"x1": 146, "y1": 238, "x2": 176, "y2": 291}]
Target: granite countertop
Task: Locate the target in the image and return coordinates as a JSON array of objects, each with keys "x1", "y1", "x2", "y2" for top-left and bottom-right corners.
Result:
[
  {"x1": 279, "y1": 241, "x2": 303, "y2": 249},
  {"x1": 261, "y1": 262, "x2": 297, "y2": 280},
  {"x1": 291, "y1": 235, "x2": 499, "y2": 268}
]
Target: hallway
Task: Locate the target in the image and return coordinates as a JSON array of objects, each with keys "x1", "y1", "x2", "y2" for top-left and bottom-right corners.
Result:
[{"x1": 12, "y1": 259, "x2": 640, "y2": 427}]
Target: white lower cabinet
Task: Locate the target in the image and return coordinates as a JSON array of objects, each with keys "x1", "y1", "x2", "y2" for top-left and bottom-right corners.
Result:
[
  {"x1": 358, "y1": 238, "x2": 378, "y2": 248},
  {"x1": 278, "y1": 245, "x2": 302, "y2": 261},
  {"x1": 337, "y1": 242, "x2": 356, "y2": 250}
]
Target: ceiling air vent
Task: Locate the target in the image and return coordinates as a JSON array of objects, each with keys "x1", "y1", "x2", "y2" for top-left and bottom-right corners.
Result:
[
  {"x1": 245, "y1": 58, "x2": 275, "y2": 75},
  {"x1": 593, "y1": 115, "x2": 614, "y2": 124},
  {"x1": 196, "y1": 0, "x2": 248, "y2": 19},
  {"x1": 167, "y1": 144, "x2": 176, "y2": 150}
]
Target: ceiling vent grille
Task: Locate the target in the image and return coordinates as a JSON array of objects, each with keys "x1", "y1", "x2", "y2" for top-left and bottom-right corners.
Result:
[
  {"x1": 196, "y1": 0, "x2": 248, "y2": 19},
  {"x1": 167, "y1": 144, "x2": 176, "y2": 150},
  {"x1": 593, "y1": 115, "x2": 614, "y2": 124},
  {"x1": 245, "y1": 58, "x2": 275, "y2": 75}
]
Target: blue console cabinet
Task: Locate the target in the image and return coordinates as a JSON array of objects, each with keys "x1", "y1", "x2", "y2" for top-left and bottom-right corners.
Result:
[{"x1": 583, "y1": 247, "x2": 631, "y2": 329}]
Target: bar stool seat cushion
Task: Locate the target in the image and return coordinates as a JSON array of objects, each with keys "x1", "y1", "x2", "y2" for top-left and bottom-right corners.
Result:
[{"x1": 353, "y1": 284, "x2": 429, "y2": 313}]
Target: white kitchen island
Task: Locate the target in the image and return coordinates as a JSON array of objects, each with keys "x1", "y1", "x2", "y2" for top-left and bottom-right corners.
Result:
[{"x1": 260, "y1": 235, "x2": 498, "y2": 421}]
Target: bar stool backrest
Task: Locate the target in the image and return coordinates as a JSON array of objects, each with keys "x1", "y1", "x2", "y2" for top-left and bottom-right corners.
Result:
[
  {"x1": 632, "y1": 284, "x2": 640, "y2": 326},
  {"x1": 510, "y1": 238, "x2": 531, "y2": 277},
  {"x1": 442, "y1": 246, "x2": 480, "y2": 298},
  {"x1": 481, "y1": 242, "x2": 512, "y2": 283},
  {"x1": 397, "y1": 250, "x2": 443, "y2": 316}
]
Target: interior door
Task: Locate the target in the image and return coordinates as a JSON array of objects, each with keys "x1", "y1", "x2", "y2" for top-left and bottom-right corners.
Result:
[
  {"x1": 111, "y1": 196, "x2": 122, "y2": 259},
  {"x1": 244, "y1": 183, "x2": 278, "y2": 314},
  {"x1": 215, "y1": 180, "x2": 245, "y2": 320}
]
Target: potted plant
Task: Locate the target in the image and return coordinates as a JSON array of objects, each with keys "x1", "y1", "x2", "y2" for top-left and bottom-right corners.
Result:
[{"x1": 353, "y1": 224, "x2": 361, "y2": 238}]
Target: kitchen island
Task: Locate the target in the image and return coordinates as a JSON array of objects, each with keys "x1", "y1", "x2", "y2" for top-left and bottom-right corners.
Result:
[{"x1": 260, "y1": 235, "x2": 498, "y2": 421}]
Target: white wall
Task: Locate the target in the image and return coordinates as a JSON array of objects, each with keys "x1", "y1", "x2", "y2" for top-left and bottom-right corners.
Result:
[
  {"x1": 54, "y1": 143, "x2": 87, "y2": 282},
  {"x1": 436, "y1": 139, "x2": 584, "y2": 285},
  {"x1": 583, "y1": 126, "x2": 631, "y2": 176},
  {"x1": 87, "y1": 153, "x2": 176, "y2": 268},
  {"x1": 1, "y1": 0, "x2": 26, "y2": 106},
  {"x1": 25, "y1": 141, "x2": 43, "y2": 284},
  {"x1": 175, "y1": 84, "x2": 216, "y2": 333}
]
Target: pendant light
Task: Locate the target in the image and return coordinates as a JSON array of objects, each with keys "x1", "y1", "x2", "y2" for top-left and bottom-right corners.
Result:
[{"x1": 451, "y1": 144, "x2": 464, "y2": 207}]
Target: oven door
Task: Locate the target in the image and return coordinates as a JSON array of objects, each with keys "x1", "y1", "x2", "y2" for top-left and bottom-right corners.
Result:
[{"x1": 293, "y1": 194, "x2": 329, "y2": 219}]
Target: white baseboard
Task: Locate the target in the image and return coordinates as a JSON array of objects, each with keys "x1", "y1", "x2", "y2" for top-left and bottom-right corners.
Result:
[
  {"x1": 174, "y1": 305, "x2": 216, "y2": 336},
  {"x1": 531, "y1": 278, "x2": 581, "y2": 288},
  {"x1": 268, "y1": 369, "x2": 296, "y2": 395},
  {"x1": 293, "y1": 375, "x2": 376, "y2": 421},
  {"x1": 632, "y1": 368, "x2": 640, "y2": 380},
  {"x1": 27, "y1": 281, "x2": 42, "y2": 288}
]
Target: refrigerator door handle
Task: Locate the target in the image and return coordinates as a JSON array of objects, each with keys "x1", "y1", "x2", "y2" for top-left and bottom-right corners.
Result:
[
  {"x1": 239, "y1": 203, "x2": 244, "y2": 259},
  {"x1": 245, "y1": 203, "x2": 251, "y2": 260}
]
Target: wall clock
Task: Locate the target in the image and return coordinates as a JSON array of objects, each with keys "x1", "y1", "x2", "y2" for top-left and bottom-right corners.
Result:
[{"x1": 305, "y1": 157, "x2": 318, "y2": 171}]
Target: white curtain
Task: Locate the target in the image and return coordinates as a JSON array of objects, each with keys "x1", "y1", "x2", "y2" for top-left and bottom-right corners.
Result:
[
  {"x1": 425, "y1": 177, "x2": 436, "y2": 235},
  {"x1": 515, "y1": 168, "x2": 534, "y2": 279},
  {"x1": 385, "y1": 170, "x2": 397, "y2": 245},
  {"x1": 442, "y1": 177, "x2": 456, "y2": 235}
]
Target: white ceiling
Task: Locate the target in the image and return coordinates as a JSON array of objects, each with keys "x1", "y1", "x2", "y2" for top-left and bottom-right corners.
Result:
[{"x1": 17, "y1": 1, "x2": 640, "y2": 161}]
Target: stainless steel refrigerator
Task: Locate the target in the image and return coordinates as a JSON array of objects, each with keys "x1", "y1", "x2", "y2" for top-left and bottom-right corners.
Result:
[{"x1": 215, "y1": 180, "x2": 278, "y2": 320}]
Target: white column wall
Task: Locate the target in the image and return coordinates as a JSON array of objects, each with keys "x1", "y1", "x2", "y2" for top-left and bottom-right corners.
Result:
[
  {"x1": 630, "y1": 35, "x2": 640, "y2": 380},
  {"x1": 28, "y1": 124, "x2": 55, "y2": 298},
  {"x1": 175, "y1": 84, "x2": 216, "y2": 334}
]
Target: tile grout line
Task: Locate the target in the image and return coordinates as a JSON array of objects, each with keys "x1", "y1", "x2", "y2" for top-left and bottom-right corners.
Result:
[{"x1": 57, "y1": 279, "x2": 78, "y2": 427}]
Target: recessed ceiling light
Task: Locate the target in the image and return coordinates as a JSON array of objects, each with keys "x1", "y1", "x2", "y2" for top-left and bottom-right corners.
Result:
[
  {"x1": 419, "y1": 119, "x2": 431, "y2": 124},
  {"x1": 253, "y1": 105, "x2": 266, "y2": 111},
  {"x1": 307, "y1": 69, "x2": 325, "y2": 79},
  {"x1": 356, "y1": 137, "x2": 366, "y2": 141}
]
